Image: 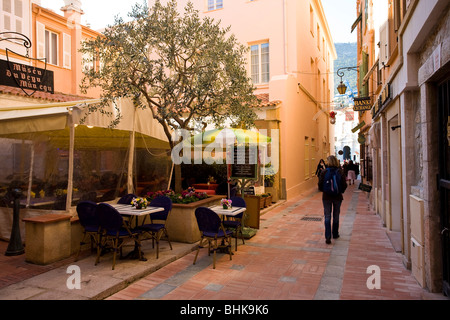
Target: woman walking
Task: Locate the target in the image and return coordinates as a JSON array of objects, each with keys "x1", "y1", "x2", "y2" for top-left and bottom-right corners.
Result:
[
  {"x1": 318, "y1": 155, "x2": 347, "y2": 244},
  {"x1": 347, "y1": 160, "x2": 357, "y2": 185},
  {"x1": 315, "y1": 159, "x2": 326, "y2": 178}
]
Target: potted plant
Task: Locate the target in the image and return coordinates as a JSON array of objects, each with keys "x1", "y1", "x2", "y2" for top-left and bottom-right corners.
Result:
[
  {"x1": 257, "y1": 194, "x2": 265, "y2": 209},
  {"x1": 261, "y1": 193, "x2": 272, "y2": 207},
  {"x1": 265, "y1": 193, "x2": 272, "y2": 207}
]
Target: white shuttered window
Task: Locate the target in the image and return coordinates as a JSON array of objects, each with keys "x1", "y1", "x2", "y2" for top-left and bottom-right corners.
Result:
[
  {"x1": 250, "y1": 42, "x2": 270, "y2": 84},
  {"x1": 63, "y1": 33, "x2": 71, "y2": 69},
  {"x1": 2, "y1": 0, "x2": 23, "y2": 33}
]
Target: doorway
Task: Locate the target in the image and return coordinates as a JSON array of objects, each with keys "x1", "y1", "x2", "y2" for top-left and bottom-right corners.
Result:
[
  {"x1": 438, "y1": 78, "x2": 450, "y2": 297},
  {"x1": 388, "y1": 116, "x2": 402, "y2": 232}
]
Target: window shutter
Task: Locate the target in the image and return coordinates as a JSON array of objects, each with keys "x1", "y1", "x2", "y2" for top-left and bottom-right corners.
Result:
[
  {"x1": 63, "y1": 33, "x2": 71, "y2": 69},
  {"x1": 36, "y1": 21, "x2": 45, "y2": 59}
]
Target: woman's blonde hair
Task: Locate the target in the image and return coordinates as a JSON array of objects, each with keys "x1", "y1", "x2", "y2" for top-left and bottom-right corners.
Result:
[{"x1": 327, "y1": 155, "x2": 340, "y2": 168}]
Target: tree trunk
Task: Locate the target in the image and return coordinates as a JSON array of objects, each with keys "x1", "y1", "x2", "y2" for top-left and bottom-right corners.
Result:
[{"x1": 174, "y1": 163, "x2": 182, "y2": 193}]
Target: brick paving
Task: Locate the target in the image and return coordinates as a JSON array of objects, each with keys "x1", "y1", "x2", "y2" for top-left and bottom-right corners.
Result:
[
  {"x1": 105, "y1": 184, "x2": 430, "y2": 301},
  {"x1": 0, "y1": 183, "x2": 445, "y2": 302},
  {"x1": 0, "y1": 241, "x2": 90, "y2": 290}
]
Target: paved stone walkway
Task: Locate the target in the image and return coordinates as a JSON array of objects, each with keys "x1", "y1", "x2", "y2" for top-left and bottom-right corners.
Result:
[
  {"x1": 106, "y1": 184, "x2": 430, "y2": 301},
  {"x1": 1, "y1": 183, "x2": 447, "y2": 304}
]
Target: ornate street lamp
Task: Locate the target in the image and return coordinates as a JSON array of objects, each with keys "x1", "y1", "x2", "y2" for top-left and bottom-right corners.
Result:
[{"x1": 336, "y1": 66, "x2": 358, "y2": 95}]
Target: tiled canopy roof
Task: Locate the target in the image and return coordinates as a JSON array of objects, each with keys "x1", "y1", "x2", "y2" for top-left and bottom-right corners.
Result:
[
  {"x1": 1, "y1": 85, "x2": 281, "y2": 108},
  {"x1": 255, "y1": 93, "x2": 281, "y2": 107},
  {"x1": 0, "y1": 85, "x2": 91, "y2": 102}
]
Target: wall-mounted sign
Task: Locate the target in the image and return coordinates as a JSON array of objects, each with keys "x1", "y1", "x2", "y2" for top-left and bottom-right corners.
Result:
[
  {"x1": 358, "y1": 133, "x2": 366, "y2": 144},
  {"x1": 352, "y1": 121, "x2": 366, "y2": 133},
  {"x1": 0, "y1": 59, "x2": 54, "y2": 95},
  {"x1": 345, "y1": 111, "x2": 354, "y2": 121},
  {"x1": 380, "y1": 83, "x2": 391, "y2": 106},
  {"x1": 353, "y1": 97, "x2": 372, "y2": 111}
]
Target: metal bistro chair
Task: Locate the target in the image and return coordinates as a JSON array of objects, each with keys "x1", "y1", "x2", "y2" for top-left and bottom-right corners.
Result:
[
  {"x1": 138, "y1": 196, "x2": 173, "y2": 259},
  {"x1": 75, "y1": 201, "x2": 99, "y2": 261},
  {"x1": 193, "y1": 207, "x2": 233, "y2": 269},
  {"x1": 117, "y1": 193, "x2": 137, "y2": 204},
  {"x1": 95, "y1": 203, "x2": 143, "y2": 270},
  {"x1": 222, "y1": 196, "x2": 246, "y2": 251}
]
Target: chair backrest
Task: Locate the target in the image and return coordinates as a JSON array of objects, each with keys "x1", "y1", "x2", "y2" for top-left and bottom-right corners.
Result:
[
  {"x1": 76, "y1": 201, "x2": 99, "y2": 227},
  {"x1": 230, "y1": 196, "x2": 246, "y2": 208},
  {"x1": 195, "y1": 207, "x2": 221, "y2": 234},
  {"x1": 118, "y1": 193, "x2": 137, "y2": 204},
  {"x1": 149, "y1": 195, "x2": 172, "y2": 221},
  {"x1": 96, "y1": 203, "x2": 123, "y2": 232},
  {"x1": 230, "y1": 196, "x2": 246, "y2": 218}
]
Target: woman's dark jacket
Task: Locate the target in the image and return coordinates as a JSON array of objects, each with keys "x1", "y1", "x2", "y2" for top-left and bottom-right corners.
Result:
[{"x1": 318, "y1": 166, "x2": 348, "y2": 201}]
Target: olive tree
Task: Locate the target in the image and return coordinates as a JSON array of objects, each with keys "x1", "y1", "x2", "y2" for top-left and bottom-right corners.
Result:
[{"x1": 80, "y1": 0, "x2": 259, "y2": 192}]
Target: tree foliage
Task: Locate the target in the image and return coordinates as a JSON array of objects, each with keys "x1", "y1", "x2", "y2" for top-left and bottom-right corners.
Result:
[{"x1": 80, "y1": 0, "x2": 259, "y2": 149}]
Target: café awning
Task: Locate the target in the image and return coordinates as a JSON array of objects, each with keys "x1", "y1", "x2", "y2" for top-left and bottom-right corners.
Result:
[{"x1": 0, "y1": 98, "x2": 168, "y2": 144}]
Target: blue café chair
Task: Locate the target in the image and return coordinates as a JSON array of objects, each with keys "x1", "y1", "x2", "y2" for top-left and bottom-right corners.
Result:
[
  {"x1": 194, "y1": 207, "x2": 233, "y2": 269},
  {"x1": 117, "y1": 193, "x2": 137, "y2": 204},
  {"x1": 75, "y1": 201, "x2": 99, "y2": 261},
  {"x1": 222, "y1": 196, "x2": 246, "y2": 250},
  {"x1": 138, "y1": 196, "x2": 173, "y2": 259},
  {"x1": 95, "y1": 203, "x2": 143, "y2": 270}
]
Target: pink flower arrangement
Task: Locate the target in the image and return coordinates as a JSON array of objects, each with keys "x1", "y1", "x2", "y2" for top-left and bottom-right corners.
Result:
[
  {"x1": 221, "y1": 198, "x2": 232, "y2": 209},
  {"x1": 146, "y1": 187, "x2": 208, "y2": 204}
]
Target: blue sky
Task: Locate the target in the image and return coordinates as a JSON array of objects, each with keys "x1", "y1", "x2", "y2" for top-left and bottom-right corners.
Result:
[
  {"x1": 40, "y1": 0, "x2": 138, "y2": 30},
  {"x1": 41, "y1": 0, "x2": 357, "y2": 43},
  {"x1": 321, "y1": 0, "x2": 358, "y2": 43}
]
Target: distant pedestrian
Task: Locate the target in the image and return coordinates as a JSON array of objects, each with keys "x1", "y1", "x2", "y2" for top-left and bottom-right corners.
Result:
[
  {"x1": 347, "y1": 160, "x2": 357, "y2": 185},
  {"x1": 315, "y1": 159, "x2": 326, "y2": 178},
  {"x1": 318, "y1": 155, "x2": 348, "y2": 244}
]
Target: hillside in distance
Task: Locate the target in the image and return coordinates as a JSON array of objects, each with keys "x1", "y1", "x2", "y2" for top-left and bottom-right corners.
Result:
[{"x1": 333, "y1": 42, "x2": 357, "y2": 96}]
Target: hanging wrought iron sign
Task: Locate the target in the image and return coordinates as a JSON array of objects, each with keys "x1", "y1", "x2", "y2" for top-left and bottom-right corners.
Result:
[
  {"x1": 352, "y1": 121, "x2": 366, "y2": 133},
  {"x1": 0, "y1": 32, "x2": 54, "y2": 95}
]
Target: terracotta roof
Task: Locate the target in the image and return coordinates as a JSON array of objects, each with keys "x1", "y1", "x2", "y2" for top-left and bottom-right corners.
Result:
[
  {"x1": 1, "y1": 85, "x2": 280, "y2": 107},
  {"x1": 255, "y1": 93, "x2": 281, "y2": 107},
  {"x1": 0, "y1": 85, "x2": 93, "y2": 102}
]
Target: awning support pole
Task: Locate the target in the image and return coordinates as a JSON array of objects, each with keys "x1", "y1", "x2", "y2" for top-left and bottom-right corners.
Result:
[{"x1": 66, "y1": 112, "x2": 75, "y2": 210}]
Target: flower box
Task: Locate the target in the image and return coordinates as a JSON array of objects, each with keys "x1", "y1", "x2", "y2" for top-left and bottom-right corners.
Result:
[{"x1": 165, "y1": 195, "x2": 224, "y2": 243}]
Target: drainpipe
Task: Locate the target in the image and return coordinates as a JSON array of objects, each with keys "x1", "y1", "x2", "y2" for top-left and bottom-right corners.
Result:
[{"x1": 283, "y1": 0, "x2": 288, "y2": 74}]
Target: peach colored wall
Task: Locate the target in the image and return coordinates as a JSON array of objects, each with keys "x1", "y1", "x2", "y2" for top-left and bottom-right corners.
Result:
[
  {"x1": 152, "y1": 0, "x2": 336, "y2": 199},
  {"x1": 31, "y1": 4, "x2": 101, "y2": 98}
]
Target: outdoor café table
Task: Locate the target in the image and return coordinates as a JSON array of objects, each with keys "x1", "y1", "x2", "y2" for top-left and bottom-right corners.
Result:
[
  {"x1": 208, "y1": 205, "x2": 246, "y2": 218},
  {"x1": 111, "y1": 203, "x2": 164, "y2": 227},
  {"x1": 110, "y1": 203, "x2": 164, "y2": 260},
  {"x1": 208, "y1": 205, "x2": 246, "y2": 253}
]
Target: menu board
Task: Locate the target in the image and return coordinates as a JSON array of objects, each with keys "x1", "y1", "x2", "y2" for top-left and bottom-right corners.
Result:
[{"x1": 230, "y1": 146, "x2": 258, "y2": 180}]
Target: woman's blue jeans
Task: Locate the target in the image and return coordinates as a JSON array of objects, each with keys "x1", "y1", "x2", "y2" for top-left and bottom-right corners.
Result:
[{"x1": 322, "y1": 199, "x2": 342, "y2": 239}]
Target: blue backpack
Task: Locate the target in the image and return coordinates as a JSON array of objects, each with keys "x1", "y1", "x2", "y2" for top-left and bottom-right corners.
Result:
[{"x1": 323, "y1": 167, "x2": 342, "y2": 196}]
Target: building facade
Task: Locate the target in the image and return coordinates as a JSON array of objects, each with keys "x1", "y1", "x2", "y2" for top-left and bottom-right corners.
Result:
[
  {"x1": 151, "y1": 0, "x2": 337, "y2": 200},
  {"x1": 358, "y1": 0, "x2": 450, "y2": 296},
  {"x1": 0, "y1": 0, "x2": 102, "y2": 106}
]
